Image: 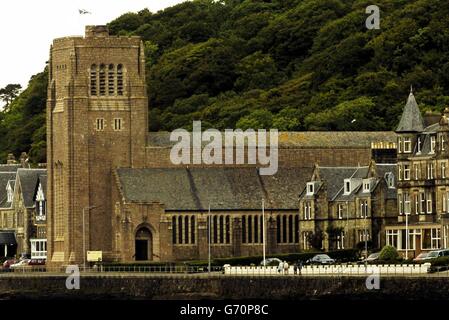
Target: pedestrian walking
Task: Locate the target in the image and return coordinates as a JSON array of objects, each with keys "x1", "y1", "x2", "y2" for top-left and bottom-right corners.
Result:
[
  {"x1": 284, "y1": 261, "x2": 289, "y2": 275},
  {"x1": 278, "y1": 261, "x2": 284, "y2": 274},
  {"x1": 293, "y1": 263, "x2": 298, "y2": 275},
  {"x1": 298, "y1": 260, "x2": 303, "y2": 275}
]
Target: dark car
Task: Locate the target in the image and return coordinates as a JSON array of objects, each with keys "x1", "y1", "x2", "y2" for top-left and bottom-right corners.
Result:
[
  {"x1": 306, "y1": 254, "x2": 335, "y2": 265},
  {"x1": 28, "y1": 259, "x2": 46, "y2": 266},
  {"x1": 2, "y1": 259, "x2": 18, "y2": 270}
]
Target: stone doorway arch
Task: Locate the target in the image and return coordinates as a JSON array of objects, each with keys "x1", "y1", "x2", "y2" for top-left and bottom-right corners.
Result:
[{"x1": 135, "y1": 227, "x2": 153, "y2": 261}]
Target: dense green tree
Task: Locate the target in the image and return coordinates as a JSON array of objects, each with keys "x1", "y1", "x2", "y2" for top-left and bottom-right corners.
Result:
[{"x1": 0, "y1": 84, "x2": 22, "y2": 110}]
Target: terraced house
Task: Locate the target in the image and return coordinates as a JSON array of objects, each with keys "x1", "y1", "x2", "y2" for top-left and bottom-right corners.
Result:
[
  {"x1": 389, "y1": 90, "x2": 449, "y2": 258},
  {"x1": 298, "y1": 161, "x2": 397, "y2": 253},
  {"x1": 0, "y1": 155, "x2": 47, "y2": 259}
]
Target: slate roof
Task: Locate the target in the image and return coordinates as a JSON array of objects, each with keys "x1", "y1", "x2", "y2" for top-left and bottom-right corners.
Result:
[
  {"x1": 115, "y1": 167, "x2": 312, "y2": 210},
  {"x1": 301, "y1": 163, "x2": 397, "y2": 201},
  {"x1": 146, "y1": 131, "x2": 396, "y2": 148},
  {"x1": 0, "y1": 164, "x2": 21, "y2": 172},
  {"x1": 396, "y1": 92, "x2": 425, "y2": 132},
  {"x1": 16, "y1": 169, "x2": 47, "y2": 208},
  {"x1": 0, "y1": 173, "x2": 16, "y2": 209}
]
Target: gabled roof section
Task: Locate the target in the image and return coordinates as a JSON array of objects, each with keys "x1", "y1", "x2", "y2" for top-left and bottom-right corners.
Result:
[
  {"x1": 16, "y1": 169, "x2": 47, "y2": 208},
  {"x1": 396, "y1": 91, "x2": 425, "y2": 133},
  {"x1": 0, "y1": 173, "x2": 16, "y2": 209}
]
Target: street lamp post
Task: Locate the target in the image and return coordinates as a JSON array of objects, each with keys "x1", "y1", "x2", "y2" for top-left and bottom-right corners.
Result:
[{"x1": 82, "y1": 205, "x2": 100, "y2": 271}]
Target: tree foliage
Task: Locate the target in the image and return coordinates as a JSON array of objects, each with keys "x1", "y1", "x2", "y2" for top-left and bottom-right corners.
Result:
[{"x1": 3, "y1": 0, "x2": 449, "y2": 162}]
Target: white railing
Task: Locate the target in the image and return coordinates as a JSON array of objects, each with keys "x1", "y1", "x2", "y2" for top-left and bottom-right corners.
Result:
[{"x1": 223, "y1": 263, "x2": 432, "y2": 276}]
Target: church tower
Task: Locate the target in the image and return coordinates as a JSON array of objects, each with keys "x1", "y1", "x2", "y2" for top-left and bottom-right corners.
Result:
[{"x1": 46, "y1": 26, "x2": 148, "y2": 265}]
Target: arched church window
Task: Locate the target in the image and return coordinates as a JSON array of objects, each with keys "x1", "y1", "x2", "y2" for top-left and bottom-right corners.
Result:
[
  {"x1": 90, "y1": 64, "x2": 97, "y2": 95},
  {"x1": 108, "y1": 64, "x2": 115, "y2": 95},
  {"x1": 117, "y1": 64, "x2": 123, "y2": 95},
  {"x1": 242, "y1": 216, "x2": 246, "y2": 243},
  {"x1": 225, "y1": 216, "x2": 230, "y2": 244},
  {"x1": 172, "y1": 216, "x2": 177, "y2": 244},
  {"x1": 190, "y1": 216, "x2": 195, "y2": 244},
  {"x1": 99, "y1": 64, "x2": 106, "y2": 96}
]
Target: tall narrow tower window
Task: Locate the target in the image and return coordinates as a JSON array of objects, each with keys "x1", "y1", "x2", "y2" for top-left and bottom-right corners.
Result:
[
  {"x1": 90, "y1": 64, "x2": 97, "y2": 96},
  {"x1": 117, "y1": 64, "x2": 123, "y2": 95},
  {"x1": 108, "y1": 64, "x2": 115, "y2": 95},
  {"x1": 99, "y1": 64, "x2": 106, "y2": 96}
]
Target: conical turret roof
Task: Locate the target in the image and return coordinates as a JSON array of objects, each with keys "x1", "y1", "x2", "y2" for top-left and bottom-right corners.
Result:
[{"x1": 396, "y1": 90, "x2": 424, "y2": 132}]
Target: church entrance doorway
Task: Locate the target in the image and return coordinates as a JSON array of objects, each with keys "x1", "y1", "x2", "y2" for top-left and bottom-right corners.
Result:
[{"x1": 135, "y1": 227, "x2": 152, "y2": 261}]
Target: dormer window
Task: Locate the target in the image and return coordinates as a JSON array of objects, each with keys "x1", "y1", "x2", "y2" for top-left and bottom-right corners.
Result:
[
  {"x1": 6, "y1": 183, "x2": 13, "y2": 203},
  {"x1": 363, "y1": 179, "x2": 371, "y2": 193},
  {"x1": 403, "y1": 137, "x2": 411, "y2": 153},
  {"x1": 344, "y1": 179, "x2": 351, "y2": 195},
  {"x1": 385, "y1": 172, "x2": 395, "y2": 188},
  {"x1": 431, "y1": 136, "x2": 436, "y2": 154},
  {"x1": 306, "y1": 182, "x2": 314, "y2": 195}
]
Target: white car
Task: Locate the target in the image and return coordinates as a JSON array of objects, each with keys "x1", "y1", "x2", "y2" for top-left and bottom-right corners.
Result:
[{"x1": 10, "y1": 259, "x2": 31, "y2": 269}]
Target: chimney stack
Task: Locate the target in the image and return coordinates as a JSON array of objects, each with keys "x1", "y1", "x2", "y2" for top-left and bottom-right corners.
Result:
[{"x1": 6, "y1": 153, "x2": 16, "y2": 164}]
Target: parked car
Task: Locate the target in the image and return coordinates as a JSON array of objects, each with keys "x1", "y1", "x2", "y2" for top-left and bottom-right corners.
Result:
[
  {"x1": 260, "y1": 258, "x2": 282, "y2": 266},
  {"x1": 28, "y1": 259, "x2": 46, "y2": 266},
  {"x1": 423, "y1": 249, "x2": 449, "y2": 261},
  {"x1": 10, "y1": 259, "x2": 31, "y2": 269},
  {"x1": 413, "y1": 252, "x2": 429, "y2": 262},
  {"x1": 306, "y1": 254, "x2": 335, "y2": 265},
  {"x1": 360, "y1": 252, "x2": 380, "y2": 263},
  {"x1": 2, "y1": 259, "x2": 18, "y2": 270}
]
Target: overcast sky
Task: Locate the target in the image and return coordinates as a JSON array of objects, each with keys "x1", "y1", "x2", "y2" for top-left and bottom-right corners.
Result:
[{"x1": 0, "y1": 0, "x2": 188, "y2": 89}]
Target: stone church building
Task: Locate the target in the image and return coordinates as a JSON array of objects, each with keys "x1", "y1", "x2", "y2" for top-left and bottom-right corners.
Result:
[{"x1": 45, "y1": 26, "x2": 396, "y2": 266}]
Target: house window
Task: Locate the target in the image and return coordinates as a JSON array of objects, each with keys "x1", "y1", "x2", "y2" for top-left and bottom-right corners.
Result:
[
  {"x1": 414, "y1": 193, "x2": 419, "y2": 215},
  {"x1": 398, "y1": 165, "x2": 403, "y2": 181},
  {"x1": 414, "y1": 163, "x2": 419, "y2": 180},
  {"x1": 344, "y1": 179, "x2": 351, "y2": 194},
  {"x1": 304, "y1": 202, "x2": 312, "y2": 220},
  {"x1": 113, "y1": 118, "x2": 123, "y2": 131},
  {"x1": 442, "y1": 162, "x2": 446, "y2": 179},
  {"x1": 398, "y1": 137, "x2": 403, "y2": 153},
  {"x1": 426, "y1": 193, "x2": 433, "y2": 214},
  {"x1": 386, "y1": 230, "x2": 399, "y2": 248},
  {"x1": 360, "y1": 200, "x2": 369, "y2": 218},
  {"x1": 403, "y1": 137, "x2": 412, "y2": 153},
  {"x1": 430, "y1": 136, "x2": 436, "y2": 154},
  {"x1": 306, "y1": 182, "x2": 314, "y2": 195},
  {"x1": 302, "y1": 231, "x2": 311, "y2": 250},
  {"x1": 337, "y1": 204, "x2": 344, "y2": 219},
  {"x1": 443, "y1": 192, "x2": 447, "y2": 213},
  {"x1": 398, "y1": 192, "x2": 403, "y2": 215},
  {"x1": 419, "y1": 192, "x2": 425, "y2": 214},
  {"x1": 404, "y1": 165, "x2": 410, "y2": 180},
  {"x1": 363, "y1": 180, "x2": 371, "y2": 192},
  {"x1": 432, "y1": 228, "x2": 441, "y2": 249},
  {"x1": 440, "y1": 134, "x2": 446, "y2": 151},
  {"x1": 358, "y1": 230, "x2": 370, "y2": 242},
  {"x1": 404, "y1": 192, "x2": 410, "y2": 215},
  {"x1": 96, "y1": 118, "x2": 105, "y2": 131},
  {"x1": 427, "y1": 163, "x2": 434, "y2": 179},
  {"x1": 417, "y1": 137, "x2": 421, "y2": 153},
  {"x1": 337, "y1": 231, "x2": 345, "y2": 250}
]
